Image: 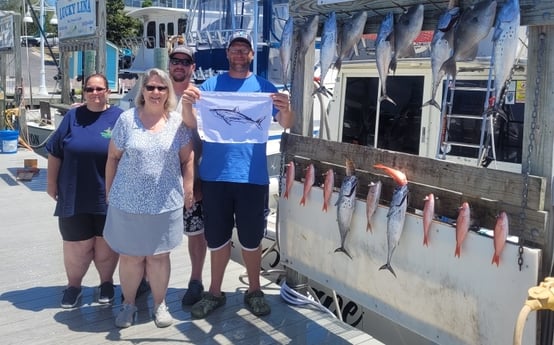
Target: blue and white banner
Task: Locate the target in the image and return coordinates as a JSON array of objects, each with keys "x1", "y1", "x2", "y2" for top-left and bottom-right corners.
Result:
[{"x1": 196, "y1": 91, "x2": 273, "y2": 143}]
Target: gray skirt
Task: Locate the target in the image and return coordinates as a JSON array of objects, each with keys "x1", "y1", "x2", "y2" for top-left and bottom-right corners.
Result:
[{"x1": 104, "y1": 206, "x2": 183, "y2": 256}]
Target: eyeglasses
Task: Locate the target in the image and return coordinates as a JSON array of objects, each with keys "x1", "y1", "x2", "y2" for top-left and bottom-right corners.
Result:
[
  {"x1": 170, "y1": 58, "x2": 193, "y2": 66},
  {"x1": 144, "y1": 85, "x2": 168, "y2": 92},
  {"x1": 84, "y1": 87, "x2": 106, "y2": 93},
  {"x1": 228, "y1": 48, "x2": 251, "y2": 55}
]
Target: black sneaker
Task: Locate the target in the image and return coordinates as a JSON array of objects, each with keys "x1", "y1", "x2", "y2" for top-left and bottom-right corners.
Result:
[
  {"x1": 181, "y1": 280, "x2": 204, "y2": 306},
  {"x1": 98, "y1": 282, "x2": 115, "y2": 304},
  {"x1": 121, "y1": 278, "x2": 150, "y2": 302},
  {"x1": 61, "y1": 286, "x2": 82, "y2": 309}
]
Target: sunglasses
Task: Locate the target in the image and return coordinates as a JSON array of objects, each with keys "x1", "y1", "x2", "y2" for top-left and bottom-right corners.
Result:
[
  {"x1": 170, "y1": 58, "x2": 193, "y2": 66},
  {"x1": 144, "y1": 85, "x2": 168, "y2": 92},
  {"x1": 228, "y1": 48, "x2": 251, "y2": 55},
  {"x1": 84, "y1": 87, "x2": 106, "y2": 93}
]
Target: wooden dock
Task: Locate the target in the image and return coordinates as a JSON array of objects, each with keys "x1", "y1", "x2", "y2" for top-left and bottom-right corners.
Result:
[{"x1": 0, "y1": 149, "x2": 379, "y2": 345}]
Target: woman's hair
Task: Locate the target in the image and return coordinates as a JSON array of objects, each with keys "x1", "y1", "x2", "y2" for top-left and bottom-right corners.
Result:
[
  {"x1": 134, "y1": 68, "x2": 177, "y2": 111},
  {"x1": 84, "y1": 73, "x2": 109, "y2": 89}
]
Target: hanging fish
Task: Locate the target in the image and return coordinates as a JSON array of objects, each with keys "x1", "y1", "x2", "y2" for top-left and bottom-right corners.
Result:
[
  {"x1": 440, "y1": 0, "x2": 497, "y2": 80},
  {"x1": 316, "y1": 11, "x2": 338, "y2": 95},
  {"x1": 422, "y1": 7, "x2": 460, "y2": 110},
  {"x1": 389, "y1": 4, "x2": 424, "y2": 74},
  {"x1": 454, "y1": 202, "x2": 471, "y2": 257},
  {"x1": 379, "y1": 184, "x2": 409, "y2": 278},
  {"x1": 322, "y1": 168, "x2": 335, "y2": 212},
  {"x1": 422, "y1": 193, "x2": 435, "y2": 246},
  {"x1": 375, "y1": 12, "x2": 396, "y2": 105},
  {"x1": 365, "y1": 181, "x2": 382, "y2": 233},
  {"x1": 491, "y1": 0, "x2": 520, "y2": 112},
  {"x1": 336, "y1": 11, "x2": 367, "y2": 72},
  {"x1": 283, "y1": 161, "x2": 295, "y2": 199},
  {"x1": 279, "y1": 16, "x2": 294, "y2": 89},
  {"x1": 335, "y1": 159, "x2": 357, "y2": 259},
  {"x1": 492, "y1": 211, "x2": 509, "y2": 266},
  {"x1": 298, "y1": 15, "x2": 319, "y2": 55},
  {"x1": 300, "y1": 163, "x2": 315, "y2": 206}
]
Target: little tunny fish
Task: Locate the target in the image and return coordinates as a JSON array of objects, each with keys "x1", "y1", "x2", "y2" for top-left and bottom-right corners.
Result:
[
  {"x1": 317, "y1": 11, "x2": 337, "y2": 94},
  {"x1": 373, "y1": 163, "x2": 408, "y2": 186},
  {"x1": 455, "y1": 202, "x2": 471, "y2": 257},
  {"x1": 335, "y1": 174, "x2": 358, "y2": 259},
  {"x1": 300, "y1": 164, "x2": 315, "y2": 206},
  {"x1": 299, "y1": 15, "x2": 319, "y2": 55},
  {"x1": 491, "y1": 0, "x2": 520, "y2": 111},
  {"x1": 379, "y1": 184, "x2": 409, "y2": 278},
  {"x1": 375, "y1": 12, "x2": 395, "y2": 105},
  {"x1": 366, "y1": 181, "x2": 382, "y2": 233},
  {"x1": 440, "y1": 0, "x2": 497, "y2": 80},
  {"x1": 422, "y1": 193, "x2": 435, "y2": 246},
  {"x1": 322, "y1": 168, "x2": 335, "y2": 212},
  {"x1": 283, "y1": 161, "x2": 295, "y2": 199},
  {"x1": 279, "y1": 16, "x2": 294, "y2": 89},
  {"x1": 422, "y1": 7, "x2": 460, "y2": 110},
  {"x1": 336, "y1": 11, "x2": 367, "y2": 72},
  {"x1": 492, "y1": 211, "x2": 509, "y2": 266},
  {"x1": 390, "y1": 4, "x2": 424, "y2": 74}
]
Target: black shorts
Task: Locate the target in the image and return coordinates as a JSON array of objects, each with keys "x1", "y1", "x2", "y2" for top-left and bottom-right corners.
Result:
[
  {"x1": 201, "y1": 181, "x2": 268, "y2": 250},
  {"x1": 59, "y1": 214, "x2": 106, "y2": 242}
]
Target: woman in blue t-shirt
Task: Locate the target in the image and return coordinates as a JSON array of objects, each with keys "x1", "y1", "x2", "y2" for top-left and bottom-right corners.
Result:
[{"x1": 46, "y1": 74, "x2": 122, "y2": 309}]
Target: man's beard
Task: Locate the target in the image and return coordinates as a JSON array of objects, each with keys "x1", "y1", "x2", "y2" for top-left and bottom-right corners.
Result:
[{"x1": 171, "y1": 74, "x2": 188, "y2": 83}]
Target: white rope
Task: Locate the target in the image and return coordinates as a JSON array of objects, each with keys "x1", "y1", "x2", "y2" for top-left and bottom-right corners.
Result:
[{"x1": 279, "y1": 280, "x2": 336, "y2": 318}]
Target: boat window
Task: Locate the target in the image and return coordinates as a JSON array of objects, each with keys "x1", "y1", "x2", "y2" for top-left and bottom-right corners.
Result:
[
  {"x1": 160, "y1": 23, "x2": 166, "y2": 48},
  {"x1": 342, "y1": 76, "x2": 422, "y2": 155},
  {"x1": 167, "y1": 23, "x2": 175, "y2": 36},
  {"x1": 178, "y1": 19, "x2": 186, "y2": 35},
  {"x1": 146, "y1": 21, "x2": 156, "y2": 49}
]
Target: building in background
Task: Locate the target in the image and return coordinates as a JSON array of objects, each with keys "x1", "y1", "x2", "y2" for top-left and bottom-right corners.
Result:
[{"x1": 124, "y1": 0, "x2": 189, "y2": 9}]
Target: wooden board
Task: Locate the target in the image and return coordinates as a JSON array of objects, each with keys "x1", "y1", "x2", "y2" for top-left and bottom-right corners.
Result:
[{"x1": 282, "y1": 133, "x2": 548, "y2": 246}]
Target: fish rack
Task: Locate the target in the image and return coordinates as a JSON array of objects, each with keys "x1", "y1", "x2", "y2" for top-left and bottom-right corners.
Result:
[{"x1": 281, "y1": 133, "x2": 547, "y2": 248}]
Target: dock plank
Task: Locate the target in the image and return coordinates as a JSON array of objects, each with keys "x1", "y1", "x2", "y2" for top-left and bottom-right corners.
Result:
[{"x1": 0, "y1": 149, "x2": 378, "y2": 345}]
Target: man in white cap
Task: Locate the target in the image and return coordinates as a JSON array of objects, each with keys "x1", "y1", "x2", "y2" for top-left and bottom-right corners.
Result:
[{"x1": 180, "y1": 31, "x2": 294, "y2": 319}]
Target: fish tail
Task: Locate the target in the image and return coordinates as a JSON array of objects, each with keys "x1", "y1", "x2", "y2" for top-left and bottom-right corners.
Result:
[
  {"x1": 421, "y1": 99, "x2": 441, "y2": 111},
  {"x1": 423, "y1": 236, "x2": 429, "y2": 247},
  {"x1": 255, "y1": 117, "x2": 264, "y2": 130},
  {"x1": 379, "y1": 263, "x2": 397, "y2": 278},
  {"x1": 334, "y1": 247, "x2": 353, "y2": 260},
  {"x1": 379, "y1": 94, "x2": 397, "y2": 106},
  {"x1": 283, "y1": 191, "x2": 289, "y2": 199},
  {"x1": 300, "y1": 196, "x2": 306, "y2": 206},
  {"x1": 366, "y1": 222, "x2": 373, "y2": 233},
  {"x1": 491, "y1": 254, "x2": 500, "y2": 266},
  {"x1": 322, "y1": 202, "x2": 328, "y2": 212},
  {"x1": 455, "y1": 245, "x2": 461, "y2": 258}
]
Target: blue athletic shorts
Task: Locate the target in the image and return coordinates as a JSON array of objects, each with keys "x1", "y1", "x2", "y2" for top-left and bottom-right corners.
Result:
[
  {"x1": 59, "y1": 213, "x2": 106, "y2": 241},
  {"x1": 201, "y1": 181, "x2": 268, "y2": 250}
]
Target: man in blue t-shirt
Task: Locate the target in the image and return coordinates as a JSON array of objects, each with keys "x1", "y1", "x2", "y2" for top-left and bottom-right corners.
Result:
[{"x1": 181, "y1": 31, "x2": 294, "y2": 319}]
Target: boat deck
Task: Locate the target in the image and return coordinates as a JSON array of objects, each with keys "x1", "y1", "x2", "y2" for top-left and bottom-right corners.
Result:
[{"x1": 0, "y1": 149, "x2": 380, "y2": 345}]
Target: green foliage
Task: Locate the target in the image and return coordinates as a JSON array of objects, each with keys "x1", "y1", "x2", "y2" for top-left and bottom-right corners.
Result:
[
  {"x1": 106, "y1": 0, "x2": 141, "y2": 44},
  {"x1": 0, "y1": 0, "x2": 21, "y2": 12},
  {"x1": 142, "y1": 0, "x2": 153, "y2": 7}
]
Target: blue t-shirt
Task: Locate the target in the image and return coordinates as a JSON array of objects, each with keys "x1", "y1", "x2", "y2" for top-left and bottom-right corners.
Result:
[
  {"x1": 46, "y1": 105, "x2": 123, "y2": 217},
  {"x1": 199, "y1": 73, "x2": 278, "y2": 185},
  {"x1": 108, "y1": 108, "x2": 192, "y2": 214}
]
